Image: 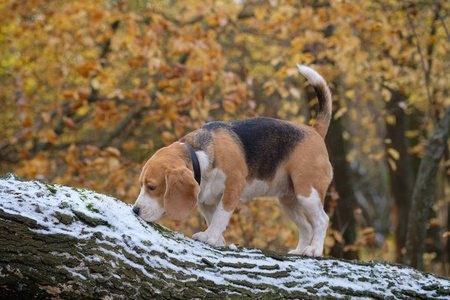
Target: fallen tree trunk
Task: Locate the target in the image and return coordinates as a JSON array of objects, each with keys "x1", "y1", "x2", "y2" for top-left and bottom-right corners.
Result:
[{"x1": 0, "y1": 174, "x2": 449, "y2": 299}]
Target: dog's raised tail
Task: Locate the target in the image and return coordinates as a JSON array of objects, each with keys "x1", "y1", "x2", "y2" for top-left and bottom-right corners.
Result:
[{"x1": 297, "y1": 64, "x2": 332, "y2": 139}]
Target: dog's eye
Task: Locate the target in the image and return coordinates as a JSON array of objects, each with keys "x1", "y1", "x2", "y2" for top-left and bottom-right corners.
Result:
[{"x1": 147, "y1": 185, "x2": 156, "y2": 191}]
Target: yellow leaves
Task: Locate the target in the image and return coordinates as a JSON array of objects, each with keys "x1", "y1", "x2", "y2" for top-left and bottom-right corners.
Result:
[
  {"x1": 387, "y1": 158, "x2": 397, "y2": 171},
  {"x1": 405, "y1": 130, "x2": 420, "y2": 139},
  {"x1": 345, "y1": 148, "x2": 356, "y2": 163},
  {"x1": 385, "y1": 115, "x2": 396, "y2": 125},
  {"x1": 387, "y1": 148, "x2": 400, "y2": 160},
  {"x1": 290, "y1": 37, "x2": 304, "y2": 52},
  {"x1": 254, "y1": 8, "x2": 266, "y2": 21},
  {"x1": 345, "y1": 89, "x2": 355, "y2": 99},
  {"x1": 334, "y1": 107, "x2": 347, "y2": 120},
  {"x1": 25, "y1": 77, "x2": 37, "y2": 91},
  {"x1": 387, "y1": 148, "x2": 400, "y2": 171},
  {"x1": 369, "y1": 21, "x2": 383, "y2": 33},
  {"x1": 206, "y1": 15, "x2": 228, "y2": 28},
  {"x1": 273, "y1": 66, "x2": 288, "y2": 78}
]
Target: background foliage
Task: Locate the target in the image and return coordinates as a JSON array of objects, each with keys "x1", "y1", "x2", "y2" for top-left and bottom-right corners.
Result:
[{"x1": 1, "y1": 0, "x2": 449, "y2": 275}]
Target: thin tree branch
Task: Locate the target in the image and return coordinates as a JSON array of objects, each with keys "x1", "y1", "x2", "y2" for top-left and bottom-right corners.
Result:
[
  {"x1": 403, "y1": 0, "x2": 436, "y2": 125},
  {"x1": 433, "y1": 0, "x2": 450, "y2": 42},
  {"x1": 97, "y1": 107, "x2": 140, "y2": 149}
]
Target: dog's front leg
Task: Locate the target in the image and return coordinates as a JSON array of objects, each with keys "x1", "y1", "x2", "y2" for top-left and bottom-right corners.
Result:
[
  {"x1": 193, "y1": 177, "x2": 245, "y2": 246},
  {"x1": 197, "y1": 202, "x2": 226, "y2": 246},
  {"x1": 193, "y1": 200, "x2": 234, "y2": 246}
]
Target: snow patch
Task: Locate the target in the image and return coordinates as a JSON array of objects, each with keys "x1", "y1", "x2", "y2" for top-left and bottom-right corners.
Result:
[{"x1": 229, "y1": 243, "x2": 238, "y2": 250}]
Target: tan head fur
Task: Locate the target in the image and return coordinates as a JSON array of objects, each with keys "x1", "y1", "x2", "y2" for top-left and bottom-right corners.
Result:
[{"x1": 133, "y1": 143, "x2": 199, "y2": 222}]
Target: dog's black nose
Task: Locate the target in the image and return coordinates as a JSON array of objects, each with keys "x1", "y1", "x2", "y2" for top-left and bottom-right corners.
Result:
[{"x1": 132, "y1": 206, "x2": 140, "y2": 215}]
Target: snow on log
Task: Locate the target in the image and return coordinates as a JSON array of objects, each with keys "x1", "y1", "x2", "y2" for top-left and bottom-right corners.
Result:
[{"x1": 0, "y1": 173, "x2": 449, "y2": 299}]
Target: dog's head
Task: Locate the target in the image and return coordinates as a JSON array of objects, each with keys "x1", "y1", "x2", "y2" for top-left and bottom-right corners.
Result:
[{"x1": 133, "y1": 143, "x2": 200, "y2": 222}]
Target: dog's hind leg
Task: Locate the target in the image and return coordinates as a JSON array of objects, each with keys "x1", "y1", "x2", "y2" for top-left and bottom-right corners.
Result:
[
  {"x1": 293, "y1": 186, "x2": 329, "y2": 257},
  {"x1": 279, "y1": 194, "x2": 314, "y2": 254}
]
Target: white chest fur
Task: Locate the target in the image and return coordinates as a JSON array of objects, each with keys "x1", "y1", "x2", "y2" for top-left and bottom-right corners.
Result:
[{"x1": 198, "y1": 167, "x2": 227, "y2": 205}]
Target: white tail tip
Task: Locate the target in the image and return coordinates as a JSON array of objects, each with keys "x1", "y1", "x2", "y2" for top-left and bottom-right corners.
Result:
[{"x1": 296, "y1": 63, "x2": 325, "y2": 86}]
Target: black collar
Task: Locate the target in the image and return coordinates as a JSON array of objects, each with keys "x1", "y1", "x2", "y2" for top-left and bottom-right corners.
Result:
[{"x1": 181, "y1": 143, "x2": 201, "y2": 186}]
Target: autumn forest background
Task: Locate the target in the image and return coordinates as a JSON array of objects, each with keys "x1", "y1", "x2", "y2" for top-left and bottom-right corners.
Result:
[{"x1": 1, "y1": 0, "x2": 449, "y2": 276}]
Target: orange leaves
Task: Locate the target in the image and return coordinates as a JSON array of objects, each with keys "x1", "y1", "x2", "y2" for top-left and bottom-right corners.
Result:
[
  {"x1": 127, "y1": 56, "x2": 147, "y2": 68},
  {"x1": 82, "y1": 145, "x2": 101, "y2": 157},
  {"x1": 93, "y1": 101, "x2": 118, "y2": 127},
  {"x1": 186, "y1": 68, "x2": 203, "y2": 82},
  {"x1": 21, "y1": 116, "x2": 33, "y2": 128},
  {"x1": 344, "y1": 227, "x2": 377, "y2": 253},
  {"x1": 39, "y1": 129, "x2": 59, "y2": 144},
  {"x1": 223, "y1": 94, "x2": 240, "y2": 114},
  {"x1": 87, "y1": 7, "x2": 107, "y2": 24},
  {"x1": 16, "y1": 152, "x2": 54, "y2": 181},
  {"x1": 122, "y1": 141, "x2": 138, "y2": 150},
  {"x1": 162, "y1": 131, "x2": 175, "y2": 145},
  {"x1": 104, "y1": 147, "x2": 121, "y2": 158},
  {"x1": 66, "y1": 144, "x2": 83, "y2": 170},
  {"x1": 63, "y1": 117, "x2": 77, "y2": 130},
  {"x1": 74, "y1": 59, "x2": 101, "y2": 78}
]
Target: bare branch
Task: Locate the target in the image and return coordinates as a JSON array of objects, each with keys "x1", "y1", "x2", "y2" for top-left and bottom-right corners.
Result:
[
  {"x1": 433, "y1": 0, "x2": 450, "y2": 42},
  {"x1": 403, "y1": 0, "x2": 436, "y2": 124}
]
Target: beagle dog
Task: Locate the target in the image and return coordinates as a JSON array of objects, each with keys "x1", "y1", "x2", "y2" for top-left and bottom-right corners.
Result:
[{"x1": 133, "y1": 64, "x2": 333, "y2": 257}]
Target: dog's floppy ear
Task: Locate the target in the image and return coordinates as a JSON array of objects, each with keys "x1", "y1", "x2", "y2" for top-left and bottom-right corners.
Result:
[{"x1": 164, "y1": 167, "x2": 199, "y2": 220}]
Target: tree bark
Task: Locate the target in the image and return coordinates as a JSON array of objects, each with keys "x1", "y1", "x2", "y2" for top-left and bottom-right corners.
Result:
[
  {"x1": 404, "y1": 106, "x2": 450, "y2": 270},
  {"x1": 325, "y1": 101, "x2": 358, "y2": 260},
  {"x1": 385, "y1": 90, "x2": 414, "y2": 263},
  {"x1": 1, "y1": 174, "x2": 449, "y2": 299}
]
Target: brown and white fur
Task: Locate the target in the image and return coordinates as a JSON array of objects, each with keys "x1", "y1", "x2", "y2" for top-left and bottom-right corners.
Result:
[{"x1": 133, "y1": 64, "x2": 333, "y2": 257}]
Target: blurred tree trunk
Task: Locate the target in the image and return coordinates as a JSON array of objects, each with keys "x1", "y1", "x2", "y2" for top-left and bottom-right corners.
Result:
[
  {"x1": 385, "y1": 90, "x2": 414, "y2": 263},
  {"x1": 325, "y1": 101, "x2": 358, "y2": 260},
  {"x1": 404, "y1": 106, "x2": 450, "y2": 270}
]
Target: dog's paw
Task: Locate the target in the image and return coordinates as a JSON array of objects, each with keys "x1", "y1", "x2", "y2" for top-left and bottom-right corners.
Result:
[
  {"x1": 301, "y1": 246, "x2": 323, "y2": 257},
  {"x1": 192, "y1": 231, "x2": 220, "y2": 246},
  {"x1": 216, "y1": 235, "x2": 226, "y2": 246},
  {"x1": 288, "y1": 246, "x2": 323, "y2": 257},
  {"x1": 288, "y1": 249, "x2": 302, "y2": 255}
]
